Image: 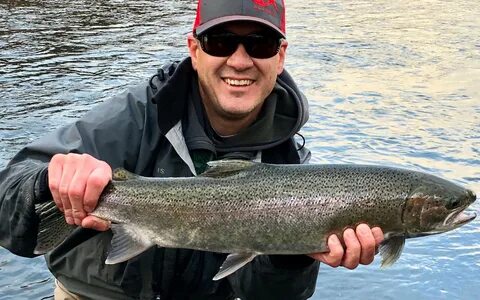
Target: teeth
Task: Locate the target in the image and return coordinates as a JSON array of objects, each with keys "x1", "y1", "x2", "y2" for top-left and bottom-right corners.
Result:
[{"x1": 224, "y1": 78, "x2": 254, "y2": 86}]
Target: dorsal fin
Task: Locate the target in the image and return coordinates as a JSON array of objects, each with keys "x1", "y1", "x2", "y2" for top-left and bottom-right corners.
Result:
[
  {"x1": 112, "y1": 168, "x2": 139, "y2": 181},
  {"x1": 200, "y1": 160, "x2": 255, "y2": 178}
]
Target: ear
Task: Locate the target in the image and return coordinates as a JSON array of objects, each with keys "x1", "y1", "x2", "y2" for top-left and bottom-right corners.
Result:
[
  {"x1": 276, "y1": 40, "x2": 288, "y2": 75},
  {"x1": 187, "y1": 33, "x2": 199, "y2": 71}
]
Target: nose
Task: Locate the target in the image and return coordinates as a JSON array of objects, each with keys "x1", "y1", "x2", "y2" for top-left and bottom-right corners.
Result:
[{"x1": 226, "y1": 44, "x2": 254, "y2": 71}]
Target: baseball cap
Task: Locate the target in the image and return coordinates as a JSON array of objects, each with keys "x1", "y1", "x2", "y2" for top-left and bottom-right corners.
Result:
[{"x1": 193, "y1": 0, "x2": 286, "y2": 38}]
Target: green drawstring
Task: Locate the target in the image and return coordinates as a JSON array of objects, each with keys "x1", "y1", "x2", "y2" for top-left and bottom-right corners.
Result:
[{"x1": 190, "y1": 149, "x2": 215, "y2": 175}]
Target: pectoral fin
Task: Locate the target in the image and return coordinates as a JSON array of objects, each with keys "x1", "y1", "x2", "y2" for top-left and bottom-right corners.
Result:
[
  {"x1": 105, "y1": 224, "x2": 154, "y2": 264},
  {"x1": 379, "y1": 236, "x2": 406, "y2": 267},
  {"x1": 213, "y1": 252, "x2": 258, "y2": 281}
]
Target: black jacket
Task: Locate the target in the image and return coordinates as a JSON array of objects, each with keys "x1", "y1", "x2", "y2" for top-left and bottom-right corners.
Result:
[{"x1": 0, "y1": 58, "x2": 320, "y2": 300}]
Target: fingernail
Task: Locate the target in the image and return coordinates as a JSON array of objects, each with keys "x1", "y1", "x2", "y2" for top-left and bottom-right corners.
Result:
[
  {"x1": 84, "y1": 206, "x2": 93, "y2": 213},
  {"x1": 66, "y1": 217, "x2": 74, "y2": 225}
]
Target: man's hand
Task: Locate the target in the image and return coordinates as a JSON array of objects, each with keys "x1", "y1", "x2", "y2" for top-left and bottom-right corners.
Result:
[
  {"x1": 48, "y1": 153, "x2": 112, "y2": 231},
  {"x1": 309, "y1": 224, "x2": 384, "y2": 269}
]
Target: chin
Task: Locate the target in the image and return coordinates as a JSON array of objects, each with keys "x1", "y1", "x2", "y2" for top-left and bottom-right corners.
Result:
[
  {"x1": 219, "y1": 106, "x2": 255, "y2": 119},
  {"x1": 222, "y1": 109, "x2": 251, "y2": 118},
  {"x1": 218, "y1": 100, "x2": 253, "y2": 113}
]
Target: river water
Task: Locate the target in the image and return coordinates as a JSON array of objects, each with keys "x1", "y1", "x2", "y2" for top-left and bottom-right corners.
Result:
[{"x1": 0, "y1": 0, "x2": 479, "y2": 299}]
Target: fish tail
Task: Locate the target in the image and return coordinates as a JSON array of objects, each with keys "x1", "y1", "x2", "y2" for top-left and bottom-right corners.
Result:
[{"x1": 34, "y1": 200, "x2": 75, "y2": 255}]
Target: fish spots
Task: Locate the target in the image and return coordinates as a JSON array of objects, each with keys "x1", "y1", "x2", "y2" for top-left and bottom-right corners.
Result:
[{"x1": 97, "y1": 163, "x2": 464, "y2": 254}]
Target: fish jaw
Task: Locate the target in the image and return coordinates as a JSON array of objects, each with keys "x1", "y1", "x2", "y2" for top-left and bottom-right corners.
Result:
[
  {"x1": 443, "y1": 207, "x2": 476, "y2": 229},
  {"x1": 442, "y1": 189, "x2": 476, "y2": 230}
]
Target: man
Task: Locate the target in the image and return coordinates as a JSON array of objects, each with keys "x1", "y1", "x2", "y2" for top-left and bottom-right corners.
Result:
[{"x1": 0, "y1": 0, "x2": 383, "y2": 299}]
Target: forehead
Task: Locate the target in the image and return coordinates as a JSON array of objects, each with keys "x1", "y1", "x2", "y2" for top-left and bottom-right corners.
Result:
[{"x1": 211, "y1": 21, "x2": 272, "y2": 35}]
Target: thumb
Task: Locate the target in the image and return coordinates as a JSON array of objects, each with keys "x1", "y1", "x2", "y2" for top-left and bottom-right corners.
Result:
[{"x1": 81, "y1": 216, "x2": 111, "y2": 231}]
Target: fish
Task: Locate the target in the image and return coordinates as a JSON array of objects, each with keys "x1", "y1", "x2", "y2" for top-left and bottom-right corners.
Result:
[{"x1": 34, "y1": 160, "x2": 477, "y2": 280}]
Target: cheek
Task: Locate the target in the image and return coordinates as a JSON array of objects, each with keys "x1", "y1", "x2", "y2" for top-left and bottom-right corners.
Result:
[
  {"x1": 197, "y1": 67, "x2": 216, "y2": 94},
  {"x1": 199, "y1": 58, "x2": 225, "y2": 82},
  {"x1": 404, "y1": 197, "x2": 448, "y2": 231},
  {"x1": 263, "y1": 70, "x2": 278, "y2": 93},
  {"x1": 404, "y1": 198, "x2": 424, "y2": 227},
  {"x1": 267, "y1": 62, "x2": 281, "y2": 84},
  {"x1": 195, "y1": 52, "x2": 211, "y2": 75},
  {"x1": 420, "y1": 206, "x2": 448, "y2": 228}
]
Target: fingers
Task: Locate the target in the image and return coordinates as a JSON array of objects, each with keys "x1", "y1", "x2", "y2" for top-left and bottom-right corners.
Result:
[
  {"x1": 341, "y1": 224, "x2": 383, "y2": 269},
  {"x1": 309, "y1": 224, "x2": 385, "y2": 270},
  {"x1": 69, "y1": 164, "x2": 90, "y2": 225},
  {"x1": 59, "y1": 159, "x2": 76, "y2": 225},
  {"x1": 308, "y1": 235, "x2": 344, "y2": 268},
  {"x1": 371, "y1": 227, "x2": 385, "y2": 247},
  {"x1": 84, "y1": 162, "x2": 111, "y2": 213},
  {"x1": 48, "y1": 153, "x2": 112, "y2": 230},
  {"x1": 48, "y1": 154, "x2": 65, "y2": 212},
  {"x1": 342, "y1": 228, "x2": 362, "y2": 269},
  {"x1": 356, "y1": 224, "x2": 377, "y2": 265}
]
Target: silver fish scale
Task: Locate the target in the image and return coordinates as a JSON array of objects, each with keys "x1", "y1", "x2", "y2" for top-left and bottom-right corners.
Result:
[{"x1": 94, "y1": 164, "x2": 419, "y2": 254}]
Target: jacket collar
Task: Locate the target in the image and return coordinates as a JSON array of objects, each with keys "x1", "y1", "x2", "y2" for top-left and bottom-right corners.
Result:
[{"x1": 151, "y1": 57, "x2": 194, "y2": 136}]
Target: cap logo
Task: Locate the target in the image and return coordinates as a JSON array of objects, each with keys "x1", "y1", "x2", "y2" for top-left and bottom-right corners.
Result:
[
  {"x1": 252, "y1": 0, "x2": 278, "y2": 9},
  {"x1": 252, "y1": 0, "x2": 279, "y2": 17}
]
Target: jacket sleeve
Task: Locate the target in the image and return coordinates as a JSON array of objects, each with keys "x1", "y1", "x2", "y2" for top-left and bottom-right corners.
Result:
[{"x1": 0, "y1": 83, "x2": 152, "y2": 257}]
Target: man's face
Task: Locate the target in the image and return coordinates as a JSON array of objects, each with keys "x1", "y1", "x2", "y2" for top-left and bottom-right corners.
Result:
[{"x1": 188, "y1": 21, "x2": 288, "y2": 125}]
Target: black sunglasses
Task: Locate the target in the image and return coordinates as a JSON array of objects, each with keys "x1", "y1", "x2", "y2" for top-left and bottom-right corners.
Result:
[{"x1": 195, "y1": 31, "x2": 282, "y2": 59}]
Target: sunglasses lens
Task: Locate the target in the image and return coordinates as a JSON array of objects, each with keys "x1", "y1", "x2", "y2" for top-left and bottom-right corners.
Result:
[
  {"x1": 244, "y1": 35, "x2": 280, "y2": 59},
  {"x1": 200, "y1": 32, "x2": 280, "y2": 59},
  {"x1": 202, "y1": 34, "x2": 238, "y2": 57}
]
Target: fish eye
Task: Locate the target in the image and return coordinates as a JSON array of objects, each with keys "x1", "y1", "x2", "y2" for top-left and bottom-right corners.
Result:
[{"x1": 446, "y1": 198, "x2": 461, "y2": 210}]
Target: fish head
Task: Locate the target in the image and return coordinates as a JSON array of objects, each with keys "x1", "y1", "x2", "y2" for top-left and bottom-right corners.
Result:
[{"x1": 403, "y1": 175, "x2": 476, "y2": 238}]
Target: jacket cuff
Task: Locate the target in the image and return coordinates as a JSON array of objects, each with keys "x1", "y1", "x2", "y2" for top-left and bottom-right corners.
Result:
[
  {"x1": 268, "y1": 255, "x2": 316, "y2": 269},
  {"x1": 34, "y1": 167, "x2": 52, "y2": 204}
]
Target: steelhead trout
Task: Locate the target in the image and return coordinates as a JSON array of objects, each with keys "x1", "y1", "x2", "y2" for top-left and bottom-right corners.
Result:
[{"x1": 34, "y1": 160, "x2": 477, "y2": 280}]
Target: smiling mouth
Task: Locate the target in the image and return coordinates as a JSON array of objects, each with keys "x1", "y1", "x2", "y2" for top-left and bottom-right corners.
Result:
[{"x1": 223, "y1": 78, "x2": 254, "y2": 87}]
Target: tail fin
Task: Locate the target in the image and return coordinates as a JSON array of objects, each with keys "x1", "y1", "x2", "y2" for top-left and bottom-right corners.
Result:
[{"x1": 34, "y1": 201, "x2": 75, "y2": 255}]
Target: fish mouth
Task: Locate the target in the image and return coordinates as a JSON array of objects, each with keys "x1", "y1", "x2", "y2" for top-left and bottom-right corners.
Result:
[
  {"x1": 444, "y1": 206, "x2": 477, "y2": 228},
  {"x1": 444, "y1": 190, "x2": 477, "y2": 228}
]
